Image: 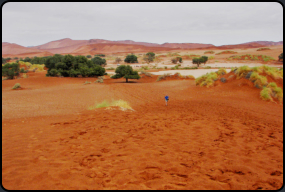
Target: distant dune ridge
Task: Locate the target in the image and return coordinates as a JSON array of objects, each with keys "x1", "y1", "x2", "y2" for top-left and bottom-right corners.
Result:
[{"x1": 2, "y1": 38, "x2": 283, "y2": 57}]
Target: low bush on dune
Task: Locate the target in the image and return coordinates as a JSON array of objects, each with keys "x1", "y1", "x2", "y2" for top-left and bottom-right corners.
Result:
[
  {"x1": 234, "y1": 65, "x2": 251, "y2": 79},
  {"x1": 84, "y1": 81, "x2": 91, "y2": 85},
  {"x1": 216, "y1": 68, "x2": 227, "y2": 76},
  {"x1": 204, "y1": 51, "x2": 215, "y2": 54},
  {"x1": 156, "y1": 73, "x2": 171, "y2": 82},
  {"x1": 227, "y1": 54, "x2": 276, "y2": 62},
  {"x1": 88, "y1": 99, "x2": 133, "y2": 111},
  {"x1": 216, "y1": 51, "x2": 238, "y2": 55},
  {"x1": 260, "y1": 83, "x2": 283, "y2": 102},
  {"x1": 257, "y1": 47, "x2": 271, "y2": 51},
  {"x1": 195, "y1": 72, "x2": 218, "y2": 88},
  {"x1": 12, "y1": 83, "x2": 21, "y2": 90}
]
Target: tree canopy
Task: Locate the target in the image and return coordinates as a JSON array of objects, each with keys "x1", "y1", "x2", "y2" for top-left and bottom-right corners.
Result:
[
  {"x1": 111, "y1": 65, "x2": 140, "y2": 83},
  {"x1": 124, "y1": 54, "x2": 138, "y2": 63}
]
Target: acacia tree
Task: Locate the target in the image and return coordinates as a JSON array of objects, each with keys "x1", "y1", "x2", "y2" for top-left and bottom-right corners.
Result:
[
  {"x1": 200, "y1": 56, "x2": 208, "y2": 65},
  {"x1": 124, "y1": 54, "x2": 138, "y2": 63},
  {"x1": 278, "y1": 53, "x2": 283, "y2": 61},
  {"x1": 192, "y1": 58, "x2": 201, "y2": 67},
  {"x1": 111, "y1": 65, "x2": 140, "y2": 83}
]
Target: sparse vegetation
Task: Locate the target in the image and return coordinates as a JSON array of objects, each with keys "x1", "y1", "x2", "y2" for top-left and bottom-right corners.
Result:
[
  {"x1": 204, "y1": 51, "x2": 215, "y2": 54},
  {"x1": 195, "y1": 72, "x2": 218, "y2": 88},
  {"x1": 257, "y1": 47, "x2": 271, "y2": 51},
  {"x1": 84, "y1": 81, "x2": 91, "y2": 85},
  {"x1": 94, "y1": 54, "x2": 105, "y2": 57},
  {"x1": 216, "y1": 51, "x2": 238, "y2": 55},
  {"x1": 156, "y1": 73, "x2": 171, "y2": 82},
  {"x1": 227, "y1": 54, "x2": 276, "y2": 62},
  {"x1": 216, "y1": 68, "x2": 227, "y2": 76},
  {"x1": 12, "y1": 83, "x2": 21, "y2": 90},
  {"x1": 88, "y1": 99, "x2": 133, "y2": 111}
]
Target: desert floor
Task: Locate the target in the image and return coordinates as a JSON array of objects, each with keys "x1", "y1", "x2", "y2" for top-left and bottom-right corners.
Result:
[{"x1": 2, "y1": 63, "x2": 283, "y2": 190}]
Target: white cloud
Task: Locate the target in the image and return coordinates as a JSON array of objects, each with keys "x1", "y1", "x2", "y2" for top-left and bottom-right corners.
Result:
[{"x1": 2, "y1": 2, "x2": 283, "y2": 46}]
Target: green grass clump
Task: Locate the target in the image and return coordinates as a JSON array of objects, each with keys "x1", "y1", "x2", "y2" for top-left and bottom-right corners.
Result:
[
  {"x1": 195, "y1": 72, "x2": 218, "y2": 88},
  {"x1": 260, "y1": 87, "x2": 273, "y2": 101},
  {"x1": 251, "y1": 66, "x2": 262, "y2": 73},
  {"x1": 260, "y1": 84, "x2": 283, "y2": 103},
  {"x1": 187, "y1": 75, "x2": 195, "y2": 79},
  {"x1": 249, "y1": 72, "x2": 259, "y2": 82},
  {"x1": 88, "y1": 99, "x2": 133, "y2": 110},
  {"x1": 259, "y1": 65, "x2": 283, "y2": 79},
  {"x1": 235, "y1": 65, "x2": 251, "y2": 79},
  {"x1": 216, "y1": 68, "x2": 227, "y2": 76},
  {"x1": 84, "y1": 81, "x2": 91, "y2": 85},
  {"x1": 254, "y1": 75, "x2": 268, "y2": 89},
  {"x1": 12, "y1": 83, "x2": 21, "y2": 89}
]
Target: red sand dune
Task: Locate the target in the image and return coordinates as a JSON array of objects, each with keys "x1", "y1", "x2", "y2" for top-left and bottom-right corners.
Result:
[
  {"x1": 2, "y1": 43, "x2": 51, "y2": 56},
  {"x1": 2, "y1": 71, "x2": 283, "y2": 190}
]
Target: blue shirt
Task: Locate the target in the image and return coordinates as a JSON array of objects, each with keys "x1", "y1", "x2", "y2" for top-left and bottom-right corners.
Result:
[{"x1": 165, "y1": 96, "x2": 169, "y2": 100}]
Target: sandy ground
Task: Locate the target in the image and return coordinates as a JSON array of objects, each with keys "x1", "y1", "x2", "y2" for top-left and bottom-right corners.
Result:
[{"x1": 2, "y1": 70, "x2": 283, "y2": 190}]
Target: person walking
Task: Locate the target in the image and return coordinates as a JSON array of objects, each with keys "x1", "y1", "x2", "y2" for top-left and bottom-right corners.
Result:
[{"x1": 165, "y1": 95, "x2": 169, "y2": 106}]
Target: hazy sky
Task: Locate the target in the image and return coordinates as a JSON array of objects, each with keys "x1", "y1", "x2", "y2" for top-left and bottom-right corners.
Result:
[{"x1": 2, "y1": 2, "x2": 283, "y2": 47}]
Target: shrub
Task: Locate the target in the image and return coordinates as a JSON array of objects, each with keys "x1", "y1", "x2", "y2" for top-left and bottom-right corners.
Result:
[
  {"x1": 22, "y1": 73, "x2": 28, "y2": 78},
  {"x1": 164, "y1": 66, "x2": 167, "y2": 69},
  {"x1": 171, "y1": 58, "x2": 178, "y2": 64},
  {"x1": 195, "y1": 72, "x2": 218, "y2": 88},
  {"x1": 86, "y1": 55, "x2": 92, "y2": 58},
  {"x1": 278, "y1": 53, "x2": 283, "y2": 61},
  {"x1": 187, "y1": 75, "x2": 195, "y2": 79},
  {"x1": 245, "y1": 71, "x2": 253, "y2": 79},
  {"x1": 204, "y1": 66, "x2": 211, "y2": 69},
  {"x1": 20, "y1": 68, "x2": 26, "y2": 73},
  {"x1": 2, "y1": 63, "x2": 20, "y2": 79},
  {"x1": 235, "y1": 65, "x2": 251, "y2": 79},
  {"x1": 272, "y1": 87, "x2": 283, "y2": 102},
  {"x1": 106, "y1": 67, "x2": 115, "y2": 70},
  {"x1": 84, "y1": 81, "x2": 91, "y2": 85},
  {"x1": 115, "y1": 57, "x2": 122, "y2": 64},
  {"x1": 95, "y1": 77, "x2": 104, "y2": 83},
  {"x1": 260, "y1": 87, "x2": 273, "y2": 101},
  {"x1": 91, "y1": 57, "x2": 107, "y2": 66},
  {"x1": 94, "y1": 54, "x2": 105, "y2": 57},
  {"x1": 257, "y1": 47, "x2": 271, "y2": 51},
  {"x1": 254, "y1": 75, "x2": 268, "y2": 89},
  {"x1": 216, "y1": 68, "x2": 227, "y2": 76},
  {"x1": 204, "y1": 51, "x2": 215, "y2": 54},
  {"x1": 156, "y1": 73, "x2": 171, "y2": 81},
  {"x1": 216, "y1": 51, "x2": 238, "y2": 55},
  {"x1": 12, "y1": 83, "x2": 21, "y2": 89},
  {"x1": 208, "y1": 56, "x2": 215, "y2": 60},
  {"x1": 48, "y1": 69, "x2": 60, "y2": 77},
  {"x1": 220, "y1": 77, "x2": 227, "y2": 83}
]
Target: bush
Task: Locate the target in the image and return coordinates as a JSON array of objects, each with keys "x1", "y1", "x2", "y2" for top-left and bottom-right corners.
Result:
[
  {"x1": 257, "y1": 47, "x2": 271, "y2": 51},
  {"x1": 204, "y1": 51, "x2": 215, "y2": 54},
  {"x1": 220, "y1": 77, "x2": 227, "y2": 83},
  {"x1": 94, "y1": 54, "x2": 105, "y2": 57},
  {"x1": 254, "y1": 75, "x2": 268, "y2": 89},
  {"x1": 278, "y1": 53, "x2": 283, "y2": 61},
  {"x1": 235, "y1": 65, "x2": 251, "y2": 79},
  {"x1": 115, "y1": 57, "x2": 122, "y2": 63},
  {"x1": 20, "y1": 68, "x2": 26, "y2": 73},
  {"x1": 48, "y1": 69, "x2": 60, "y2": 77},
  {"x1": 84, "y1": 81, "x2": 91, "y2": 85},
  {"x1": 195, "y1": 72, "x2": 218, "y2": 88},
  {"x1": 12, "y1": 83, "x2": 21, "y2": 90},
  {"x1": 86, "y1": 55, "x2": 92, "y2": 58},
  {"x1": 156, "y1": 73, "x2": 171, "y2": 81},
  {"x1": 124, "y1": 54, "x2": 138, "y2": 63},
  {"x1": 95, "y1": 76, "x2": 104, "y2": 83},
  {"x1": 2, "y1": 63, "x2": 20, "y2": 79},
  {"x1": 216, "y1": 68, "x2": 227, "y2": 76},
  {"x1": 171, "y1": 58, "x2": 178, "y2": 64},
  {"x1": 106, "y1": 67, "x2": 115, "y2": 70},
  {"x1": 91, "y1": 57, "x2": 107, "y2": 66}
]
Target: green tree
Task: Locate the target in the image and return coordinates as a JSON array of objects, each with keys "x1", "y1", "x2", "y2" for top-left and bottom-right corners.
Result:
[
  {"x1": 91, "y1": 56, "x2": 107, "y2": 66},
  {"x1": 2, "y1": 57, "x2": 6, "y2": 64},
  {"x1": 86, "y1": 55, "x2": 92, "y2": 58},
  {"x1": 24, "y1": 57, "x2": 31, "y2": 62},
  {"x1": 192, "y1": 58, "x2": 201, "y2": 67},
  {"x1": 200, "y1": 56, "x2": 208, "y2": 64},
  {"x1": 2, "y1": 63, "x2": 20, "y2": 79},
  {"x1": 124, "y1": 54, "x2": 138, "y2": 63},
  {"x1": 111, "y1": 65, "x2": 140, "y2": 83}
]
